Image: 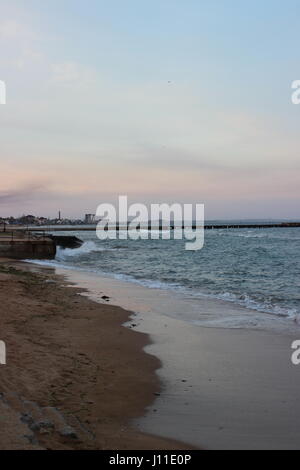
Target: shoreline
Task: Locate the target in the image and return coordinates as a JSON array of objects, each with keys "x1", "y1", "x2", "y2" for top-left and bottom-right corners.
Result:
[
  {"x1": 48, "y1": 265, "x2": 300, "y2": 450},
  {"x1": 0, "y1": 258, "x2": 191, "y2": 450},
  {"x1": 28, "y1": 258, "x2": 298, "y2": 335}
]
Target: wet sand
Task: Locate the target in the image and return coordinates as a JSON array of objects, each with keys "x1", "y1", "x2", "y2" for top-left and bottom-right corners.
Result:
[
  {"x1": 57, "y1": 268, "x2": 300, "y2": 450},
  {"x1": 0, "y1": 259, "x2": 190, "y2": 450}
]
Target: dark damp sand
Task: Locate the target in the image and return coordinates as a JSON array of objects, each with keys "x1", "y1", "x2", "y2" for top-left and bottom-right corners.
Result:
[
  {"x1": 0, "y1": 259, "x2": 192, "y2": 450},
  {"x1": 56, "y1": 268, "x2": 300, "y2": 450}
]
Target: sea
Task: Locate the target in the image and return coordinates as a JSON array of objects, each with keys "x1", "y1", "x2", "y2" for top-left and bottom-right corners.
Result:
[{"x1": 27, "y1": 221, "x2": 300, "y2": 332}]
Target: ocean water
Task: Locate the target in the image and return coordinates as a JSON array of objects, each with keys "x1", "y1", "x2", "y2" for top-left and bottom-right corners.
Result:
[{"x1": 29, "y1": 224, "x2": 300, "y2": 327}]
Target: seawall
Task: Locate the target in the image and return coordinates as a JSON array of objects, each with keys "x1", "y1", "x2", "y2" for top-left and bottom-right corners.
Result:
[{"x1": 0, "y1": 238, "x2": 56, "y2": 260}]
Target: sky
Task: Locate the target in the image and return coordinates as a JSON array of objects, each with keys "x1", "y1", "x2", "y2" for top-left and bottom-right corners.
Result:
[{"x1": 0, "y1": 0, "x2": 300, "y2": 219}]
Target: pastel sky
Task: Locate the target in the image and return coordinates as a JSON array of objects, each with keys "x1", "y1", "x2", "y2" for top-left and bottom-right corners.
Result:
[{"x1": 0, "y1": 0, "x2": 300, "y2": 219}]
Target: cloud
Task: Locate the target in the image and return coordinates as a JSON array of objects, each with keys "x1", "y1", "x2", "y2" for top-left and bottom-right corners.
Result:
[
  {"x1": 0, "y1": 183, "x2": 49, "y2": 205},
  {"x1": 0, "y1": 16, "x2": 44, "y2": 72},
  {"x1": 0, "y1": 19, "x2": 32, "y2": 40},
  {"x1": 50, "y1": 62, "x2": 97, "y2": 88}
]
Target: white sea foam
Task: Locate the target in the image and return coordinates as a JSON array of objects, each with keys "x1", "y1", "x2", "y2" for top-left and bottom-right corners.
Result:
[
  {"x1": 210, "y1": 291, "x2": 297, "y2": 318},
  {"x1": 56, "y1": 241, "x2": 103, "y2": 260}
]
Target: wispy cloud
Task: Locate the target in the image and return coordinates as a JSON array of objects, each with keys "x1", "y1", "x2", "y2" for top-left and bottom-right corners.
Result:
[
  {"x1": 0, "y1": 19, "x2": 34, "y2": 40},
  {"x1": 0, "y1": 183, "x2": 49, "y2": 204},
  {"x1": 50, "y1": 62, "x2": 97, "y2": 87}
]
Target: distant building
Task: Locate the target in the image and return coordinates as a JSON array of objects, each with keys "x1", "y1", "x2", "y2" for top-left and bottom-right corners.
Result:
[{"x1": 85, "y1": 214, "x2": 95, "y2": 224}]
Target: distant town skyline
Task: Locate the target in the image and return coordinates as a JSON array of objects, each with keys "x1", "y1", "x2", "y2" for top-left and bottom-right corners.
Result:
[{"x1": 0, "y1": 0, "x2": 300, "y2": 219}]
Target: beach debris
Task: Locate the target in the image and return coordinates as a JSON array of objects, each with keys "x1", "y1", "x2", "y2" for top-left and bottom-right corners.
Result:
[
  {"x1": 294, "y1": 314, "x2": 300, "y2": 325},
  {"x1": 21, "y1": 401, "x2": 54, "y2": 434},
  {"x1": 59, "y1": 426, "x2": 78, "y2": 439},
  {"x1": 42, "y1": 407, "x2": 79, "y2": 439},
  {"x1": 23, "y1": 434, "x2": 39, "y2": 445}
]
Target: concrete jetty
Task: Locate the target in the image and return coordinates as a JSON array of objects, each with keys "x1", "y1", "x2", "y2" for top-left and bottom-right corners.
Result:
[{"x1": 0, "y1": 231, "x2": 56, "y2": 260}]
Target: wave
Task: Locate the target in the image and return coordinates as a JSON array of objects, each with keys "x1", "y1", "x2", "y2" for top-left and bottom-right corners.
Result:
[
  {"x1": 24, "y1": 256, "x2": 299, "y2": 323},
  {"x1": 108, "y1": 274, "x2": 299, "y2": 319},
  {"x1": 109, "y1": 272, "x2": 182, "y2": 291},
  {"x1": 207, "y1": 291, "x2": 297, "y2": 318},
  {"x1": 55, "y1": 241, "x2": 122, "y2": 261},
  {"x1": 23, "y1": 240, "x2": 115, "y2": 270},
  {"x1": 213, "y1": 230, "x2": 300, "y2": 241},
  {"x1": 56, "y1": 241, "x2": 103, "y2": 260}
]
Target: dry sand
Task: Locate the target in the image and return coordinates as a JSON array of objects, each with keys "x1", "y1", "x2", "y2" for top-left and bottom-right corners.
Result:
[{"x1": 0, "y1": 259, "x2": 190, "y2": 450}]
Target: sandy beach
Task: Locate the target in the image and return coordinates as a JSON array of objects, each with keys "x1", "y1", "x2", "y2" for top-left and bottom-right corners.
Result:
[
  {"x1": 0, "y1": 258, "x2": 190, "y2": 450},
  {"x1": 1, "y1": 258, "x2": 300, "y2": 450}
]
